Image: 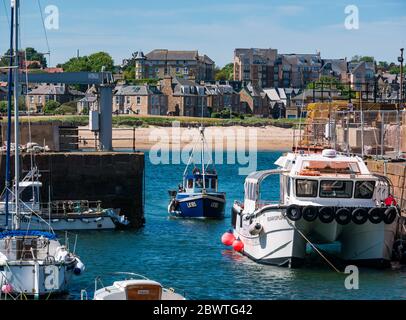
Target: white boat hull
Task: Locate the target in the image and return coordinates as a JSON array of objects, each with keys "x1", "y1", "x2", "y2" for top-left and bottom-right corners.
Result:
[
  {"x1": 233, "y1": 204, "x2": 397, "y2": 268},
  {"x1": 0, "y1": 214, "x2": 117, "y2": 231}
]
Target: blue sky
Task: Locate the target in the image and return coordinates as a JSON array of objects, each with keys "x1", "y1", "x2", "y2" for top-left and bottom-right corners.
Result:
[{"x1": 0, "y1": 0, "x2": 405, "y2": 67}]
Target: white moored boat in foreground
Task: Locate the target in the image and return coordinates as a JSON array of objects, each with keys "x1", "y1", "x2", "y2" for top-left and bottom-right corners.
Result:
[
  {"x1": 230, "y1": 149, "x2": 399, "y2": 268},
  {"x1": 90, "y1": 273, "x2": 185, "y2": 300}
]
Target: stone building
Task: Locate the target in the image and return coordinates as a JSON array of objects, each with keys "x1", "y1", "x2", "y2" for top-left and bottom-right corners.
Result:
[
  {"x1": 134, "y1": 50, "x2": 215, "y2": 82},
  {"x1": 239, "y1": 83, "x2": 269, "y2": 116},
  {"x1": 113, "y1": 85, "x2": 167, "y2": 115},
  {"x1": 204, "y1": 83, "x2": 240, "y2": 113},
  {"x1": 159, "y1": 76, "x2": 208, "y2": 117},
  {"x1": 26, "y1": 84, "x2": 85, "y2": 113}
]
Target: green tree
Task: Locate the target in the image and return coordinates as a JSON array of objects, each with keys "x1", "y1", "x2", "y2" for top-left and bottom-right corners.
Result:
[
  {"x1": 61, "y1": 52, "x2": 114, "y2": 73},
  {"x1": 351, "y1": 55, "x2": 374, "y2": 63},
  {"x1": 44, "y1": 100, "x2": 61, "y2": 114},
  {"x1": 87, "y1": 52, "x2": 114, "y2": 72},
  {"x1": 25, "y1": 47, "x2": 47, "y2": 67},
  {"x1": 215, "y1": 63, "x2": 234, "y2": 81},
  {"x1": 389, "y1": 66, "x2": 400, "y2": 74},
  {"x1": 0, "y1": 101, "x2": 8, "y2": 113}
]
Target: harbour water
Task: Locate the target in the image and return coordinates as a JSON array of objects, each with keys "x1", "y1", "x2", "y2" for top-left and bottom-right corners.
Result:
[{"x1": 69, "y1": 151, "x2": 406, "y2": 300}]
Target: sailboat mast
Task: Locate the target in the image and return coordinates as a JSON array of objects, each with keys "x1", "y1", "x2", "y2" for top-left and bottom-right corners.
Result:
[
  {"x1": 4, "y1": 3, "x2": 15, "y2": 228},
  {"x1": 12, "y1": 0, "x2": 20, "y2": 230}
]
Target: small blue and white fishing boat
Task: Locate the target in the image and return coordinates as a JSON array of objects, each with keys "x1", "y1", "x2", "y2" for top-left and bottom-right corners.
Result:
[{"x1": 168, "y1": 127, "x2": 226, "y2": 219}]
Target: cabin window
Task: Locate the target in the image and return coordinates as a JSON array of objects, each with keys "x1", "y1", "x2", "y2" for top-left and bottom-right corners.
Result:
[
  {"x1": 319, "y1": 180, "x2": 353, "y2": 198},
  {"x1": 296, "y1": 179, "x2": 318, "y2": 197},
  {"x1": 195, "y1": 178, "x2": 203, "y2": 188},
  {"x1": 287, "y1": 178, "x2": 291, "y2": 197},
  {"x1": 187, "y1": 179, "x2": 193, "y2": 189},
  {"x1": 211, "y1": 178, "x2": 217, "y2": 189},
  {"x1": 205, "y1": 179, "x2": 210, "y2": 188},
  {"x1": 354, "y1": 181, "x2": 375, "y2": 199}
]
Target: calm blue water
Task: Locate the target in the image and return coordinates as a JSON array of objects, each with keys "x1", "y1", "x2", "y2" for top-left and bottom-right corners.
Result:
[{"x1": 68, "y1": 152, "x2": 406, "y2": 300}]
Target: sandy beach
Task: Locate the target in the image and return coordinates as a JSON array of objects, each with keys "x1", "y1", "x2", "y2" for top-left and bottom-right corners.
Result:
[{"x1": 79, "y1": 125, "x2": 294, "y2": 151}]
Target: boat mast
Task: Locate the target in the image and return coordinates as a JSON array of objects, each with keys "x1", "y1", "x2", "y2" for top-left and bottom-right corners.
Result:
[
  {"x1": 4, "y1": 2, "x2": 15, "y2": 229},
  {"x1": 12, "y1": 0, "x2": 20, "y2": 230},
  {"x1": 200, "y1": 90, "x2": 206, "y2": 191}
]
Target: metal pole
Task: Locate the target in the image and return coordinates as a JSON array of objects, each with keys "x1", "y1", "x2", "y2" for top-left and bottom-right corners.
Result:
[
  {"x1": 400, "y1": 48, "x2": 404, "y2": 106},
  {"x1": 4, "y1": 4, "x2": 15, "y2": 228},
  {"x1": 13, "y1": 0, "x2": 20, "y2": 230},
  {"x1": 381, "y1": 111, "x2": 385, "y2": 158}
]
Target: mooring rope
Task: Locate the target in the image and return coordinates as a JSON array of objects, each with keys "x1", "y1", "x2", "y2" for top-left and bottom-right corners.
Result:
[{"x1": 283, "y1": 214, "x2": 342, "y2": 273}]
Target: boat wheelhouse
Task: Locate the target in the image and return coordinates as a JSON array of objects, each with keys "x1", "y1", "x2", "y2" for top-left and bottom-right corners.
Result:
[{"x1": 230, "y1": 149, "x2": 398, "y2": 268}]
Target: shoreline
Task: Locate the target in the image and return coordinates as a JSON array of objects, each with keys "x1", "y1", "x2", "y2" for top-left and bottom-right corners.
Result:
[{"x1": 79, "y1": 125, "x2": 294, "y2": 152}]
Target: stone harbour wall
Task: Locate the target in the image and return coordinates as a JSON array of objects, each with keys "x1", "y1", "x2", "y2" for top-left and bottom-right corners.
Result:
[{"x1": 0, "y1": 152, "x2": 145, "y2": 228}]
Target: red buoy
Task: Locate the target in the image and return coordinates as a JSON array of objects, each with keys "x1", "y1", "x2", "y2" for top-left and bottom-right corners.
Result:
[
  {"x1": 232, "y1": 239, "x2": 244, "y2": 252},
  {"x1": 221, "y1": 231, "x2": 235, "y2": 246}
]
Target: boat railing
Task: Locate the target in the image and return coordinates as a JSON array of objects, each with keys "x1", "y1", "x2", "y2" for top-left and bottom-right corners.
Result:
[{"x1": 39, "y1": 200, "x2": 103, "y2": 216}]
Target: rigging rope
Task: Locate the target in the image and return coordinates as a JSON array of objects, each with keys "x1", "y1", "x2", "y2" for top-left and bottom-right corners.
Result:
[{"x1": 36, "y1": 0, "x2": 51, "y2": 66}]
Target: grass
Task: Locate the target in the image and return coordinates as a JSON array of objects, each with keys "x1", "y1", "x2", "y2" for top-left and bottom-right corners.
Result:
[{"x1": 6, "y1": 114, "x2": 302, "y2": 128}]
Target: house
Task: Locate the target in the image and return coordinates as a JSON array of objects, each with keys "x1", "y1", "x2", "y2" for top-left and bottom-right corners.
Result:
[
  {"x1": 113, "y1": 85, "x2": 167, "y2": 115},
  {"x1": 77, "y1": 95, "x2": 98, "y2": 114},
  {"x1": 239, "y1": 83, "x2": 269, "y2": 116},
  {"x1": 160, "y1": 76, "x2": 208, "y2": 117},
  {"x1": 376, "y1": 73, "x2": 405, "y2": 102},
  {"x1": 204, "y1": 83, "x2": 240, "y2": 113},
  {"x1": 348, "y1": 61, "x2": 376, "y2": 91},
  {"x1": 320, "y1": 59, "x2": 349, "y2": 82},
  {"x1": 134, "y1": 50, "x2": 215, "y2": 82},
  {"x1": 25, "y1": 84, "x2": 85, "y2": 112},
  {"x1": 290, "y1": 89, "x2": 342, "y2": 116},
  {"x1": 263, "y1": 88, "x2": 287, "y2": 118}
]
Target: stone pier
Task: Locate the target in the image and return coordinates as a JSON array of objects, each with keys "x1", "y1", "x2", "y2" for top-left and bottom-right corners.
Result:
[{"x1": 0, "y1": 152, "x2": 145, "y2": 228}]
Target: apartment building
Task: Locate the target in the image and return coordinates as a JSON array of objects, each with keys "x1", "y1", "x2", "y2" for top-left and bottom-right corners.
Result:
[{"x1": 134, "y1": 50, "x2": 215, "y2": 82}]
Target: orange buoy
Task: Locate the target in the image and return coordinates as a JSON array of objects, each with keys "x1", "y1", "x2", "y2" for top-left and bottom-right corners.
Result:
[
  {"x1": 221, "y1": 231, "x2": 235, "y2": 246},
  {"x1": 232, "y1": 239, "x2": 244, "y2": 252}
]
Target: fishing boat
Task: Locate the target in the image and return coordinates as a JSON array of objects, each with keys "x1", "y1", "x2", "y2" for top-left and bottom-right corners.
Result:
[
  {"x1": 226, "y1": 149, "x2": 398, "y2": 268},
  {"x1": 0, "y1": 167, "x2": 130, "y2": 231},
  {"x1": 168, "y1": 126, "x2": 226, "y2": 219},
  {"x1": 88, "y1": 272, "x2": 185, "y2": 300},
  {"x1": 0, "y1": 0, "x2": 84, "y2": 299}
]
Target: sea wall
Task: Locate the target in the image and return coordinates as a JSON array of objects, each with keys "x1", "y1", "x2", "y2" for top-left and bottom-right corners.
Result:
[
  {"x1": 366, "y1": 160, "x2": 406, "y2": 211},
  {"x1": 0, "y1": 152, "x2": 145, "y2": 227}
]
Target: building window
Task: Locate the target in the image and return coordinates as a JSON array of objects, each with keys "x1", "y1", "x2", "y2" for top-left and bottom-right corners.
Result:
[
  {"x1": 137, "y1": 97, "x2": 141, "y2": 105},
  {"x1": 30, "y1": 96, "x2": 34, "y2": 103},
  {"x1": 38, "y1": 96, "x2": 42, "y2": 103},
  {"x1": 184, "y1": 67, "x2": 188, "y2": 75}
]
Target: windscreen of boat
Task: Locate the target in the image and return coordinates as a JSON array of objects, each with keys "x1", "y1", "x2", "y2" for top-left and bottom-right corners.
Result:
[
  {"x1": 354, "y1": 181, "x2": 375, "y2": 199},
  {"x1": 296, "y1": 179, "x2": 318, "y2": 197},
  {"x1": 302, "y1": 160, "x2": 360, "y2": 174},
  {"x1": 319, "y1": 180, "x2": 353, "y2": 198}
]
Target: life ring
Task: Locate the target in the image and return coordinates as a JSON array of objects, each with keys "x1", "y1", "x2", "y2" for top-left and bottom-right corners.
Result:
[
  {"x1": 368, "y1": 207, "x2": 384, "y2": 224},
  {"x1": 335, "y1": 207, "x2": 352, "y2": 225},
  {"x1": 383, "y1": 207, "x2": 398, "y2": 225},
  {"x1": 302, "y1": 206, "x2": 318, "y2": 222},
  {"x1": 319, "y1": 207, "x2": 335, "y2": 223},
  {"x1": 352, "y1": 208, "x2": 368, "y2": 225},
  {"x1": 286, "y1": 205, "x2": 302, "y2": 221}
]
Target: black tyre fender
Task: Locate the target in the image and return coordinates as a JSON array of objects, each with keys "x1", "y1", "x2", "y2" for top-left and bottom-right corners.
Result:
[
  {"x1": 319, "y1": 207, "x2": 335, "y2": 223},
  {"x1": 335, "y1": 207, "x2": 352, "y2": 225},
  {"x1": 368, "y1": 207, "x2": 384, "y2": 224},
  {"x1": 302, "y1": 206, "x2": 318, "y2": 222},
  {"x1": 352, "y1": 208, "x2": 369, "y2": 225},
  {"x1": 286, "y1": 205, "x2": 302, "y2": 221},
  {"x1": 384, "y1": 207, "x2": 398, "y2": 225}
]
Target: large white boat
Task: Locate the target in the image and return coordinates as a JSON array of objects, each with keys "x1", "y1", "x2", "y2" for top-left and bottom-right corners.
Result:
[{"x1": 229, "y1": 149, "x2": 398, "y2": 268}]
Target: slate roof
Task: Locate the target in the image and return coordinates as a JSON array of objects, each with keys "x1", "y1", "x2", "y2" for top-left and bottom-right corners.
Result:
[
  {"x1": 146, "y1": 50, "x2": 199, "y2": 61},
  {"x1": 114, "y1": 85, "x2": 163, "y2": 96},
  {"x1": 28, "y1": 84, "x2": 85, "y2": 96}
]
